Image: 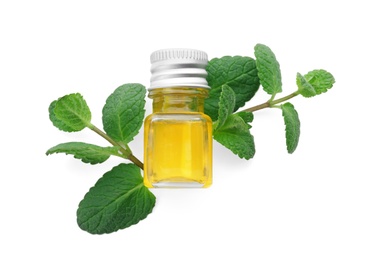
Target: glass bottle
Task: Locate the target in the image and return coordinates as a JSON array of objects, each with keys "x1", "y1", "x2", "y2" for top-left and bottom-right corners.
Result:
[{"x1": 144, "y1": 48, "x2": 212, "y2": 188}]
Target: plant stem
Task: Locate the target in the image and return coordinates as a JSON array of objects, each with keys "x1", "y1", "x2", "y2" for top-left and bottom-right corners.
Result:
[
  {"x1": 242, "y1": 101, "x2": 270, "y2": 112},
  {"x1": 90, "y1": 125, "x2": 144, "y2": 170},
  {"x1": 242, "y1": 91, "x2": 299, "y2": 113},
  {"x1": 127, "y1": 154, "x2": 144, "y2": 170},
  {"x1": 270, "y1": 91, "x2": 299, "y2": 106}
]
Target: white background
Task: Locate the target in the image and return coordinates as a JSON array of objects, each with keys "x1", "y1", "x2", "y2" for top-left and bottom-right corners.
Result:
[{"x1": 1, "y1": 0, "x2": 369, "y2": 259}]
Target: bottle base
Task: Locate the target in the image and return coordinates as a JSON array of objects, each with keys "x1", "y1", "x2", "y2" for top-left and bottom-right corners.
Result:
[
  {"x1": 145, "y1": 177, "x2": 211, "y2": 188},
  {"x1": 152, "y1": 181, "x2": 205, "y2": 188}
]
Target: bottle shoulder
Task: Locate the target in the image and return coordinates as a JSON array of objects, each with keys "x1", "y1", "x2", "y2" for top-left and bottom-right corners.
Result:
[{"x1": 145, "y1": 112, "x2": 212, "y2": 124}]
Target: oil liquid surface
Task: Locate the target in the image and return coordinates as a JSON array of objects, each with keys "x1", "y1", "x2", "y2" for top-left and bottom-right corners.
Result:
[{"x1": 144, "y1": 113, "x2": 212, "y2": 188}]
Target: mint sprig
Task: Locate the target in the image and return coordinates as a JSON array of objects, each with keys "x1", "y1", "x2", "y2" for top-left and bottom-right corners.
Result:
[
  {"x1": 47, "y1": 43, "x2": 335, "y2": 234},
  {"x1": 207, "y1": 44, "x2": 335, "y2": 156},
  {"x1": 47, "y1": 83, "x2": 152, "y2": 234}
]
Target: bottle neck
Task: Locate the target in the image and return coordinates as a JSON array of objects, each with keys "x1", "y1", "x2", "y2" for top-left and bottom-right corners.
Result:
[{"x1": 149, "y1": 87, "x2": 209, "y2": 113}]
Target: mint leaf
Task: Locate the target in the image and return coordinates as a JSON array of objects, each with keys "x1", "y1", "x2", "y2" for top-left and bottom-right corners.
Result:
[
  {"x1": 296, "y1": 72, "x2": 316, "y2": 97},
  {"x1": 102, "y1": 84, "x2": 146, "y2": 144},
  {"x1": 304, "y1": 69, "x2": 335, "y2": 95},
  {"x1": 77, "y1": 163, "x2": 156, "y2": 234},
  {"x1": 254, "y1": 43, "x2": 282, "y2": 95},
  {"x1": 281, "y1": 102, "x2": 300, "y2": 154},
  {"x1": 46, "y1": 142, "x2": 121, "y2": 164},
  {"x1": 215, "y1": 85, "x2": 236, "y2": 131},
  {"x1": 49, "y1": 100, "x2": 75, "y2": 132},
  {"x1": 205, "y1": 56, "x2": 260, "y2": 121},
  {"x1": 235, "y1": 111, "x2": 254, "y2": 129},
  {"x1": 50, "y1": 93, "x2": 92, "y2": 132},
  {"x1": 213, "y1": 114, "x2": 255, "y2": 159}
]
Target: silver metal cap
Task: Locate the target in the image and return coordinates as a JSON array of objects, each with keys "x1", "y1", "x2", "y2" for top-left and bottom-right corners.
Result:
[{"x1": 150, "y1": 48, "x2": 209, "y2": 90}]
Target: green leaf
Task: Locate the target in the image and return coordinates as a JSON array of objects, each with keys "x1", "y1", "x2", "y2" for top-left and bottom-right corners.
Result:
[
  {"x1": 254, "y1": 43, "x2": 282, "y2": 95},
  {"x1": 235, "y1": 111, "x2": 254, "y2": 129},
  {"x1": 102, "y1": 83, "x2": 146, "y2": 144},
  {"x1": 213, "y1": 114, "x2": 255, "y2": 159},
  {"x1": 50, "y1": 93, "x2": 92, "y2": 132},
  {"x1": 77, "y1": 163, "x2": 156, "y2": 234},
  {"x1": 205, "y1": 56, "x2": 260, "y2": 121},
  {"x1": 304, "y1": 69, "x2": 335, "y2": 95},
  {"x1": 49, "y1": 100, "x2": 75, "y2": 132},
  {"x1": 215, "y1": 85, "x2": 235, "y2": 131},
  {"x1": 281, "y1": 102, "x2": 300, "y2": 154},
  {"x1": 46, "y1": 142, "x2": 121, "y2": 164},
  {"x1": 296, "y1": 72, "x2": 316, "y2": 97}
]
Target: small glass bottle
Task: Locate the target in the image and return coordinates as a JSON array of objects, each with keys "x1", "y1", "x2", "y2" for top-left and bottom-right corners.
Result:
[{"x1": 144, "y1": 48, "x2": 212, "y2": 188}]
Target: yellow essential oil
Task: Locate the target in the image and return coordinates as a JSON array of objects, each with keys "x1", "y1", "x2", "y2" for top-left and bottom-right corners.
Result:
[{"x1": 144, "y1": 49, "x2": 213, "y2": 188}]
